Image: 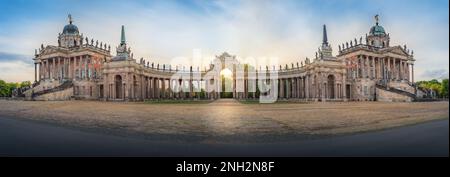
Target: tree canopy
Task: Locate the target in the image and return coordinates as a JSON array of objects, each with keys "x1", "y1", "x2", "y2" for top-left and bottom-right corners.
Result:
[
  {"x1": 416, "y1": 79, "x2": 449, "y2": 98},
  {"x1": 0, "y1": 79, "x2": 31, "y2": 97}
]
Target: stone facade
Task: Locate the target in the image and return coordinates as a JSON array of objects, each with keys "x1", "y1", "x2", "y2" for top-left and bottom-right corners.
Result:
[{"x1": 27, "y1": 15, "x2": 416, "y2": 102}]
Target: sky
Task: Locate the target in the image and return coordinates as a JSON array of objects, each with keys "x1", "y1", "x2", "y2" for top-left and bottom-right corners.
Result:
[{"x1": 0, "y1": 0, "x2": 448, "y2": 82}]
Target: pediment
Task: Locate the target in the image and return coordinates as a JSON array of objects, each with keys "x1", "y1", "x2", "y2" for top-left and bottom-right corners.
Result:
[
  {"x1": 39, "y1": 46, "x2": 66, "y2": 56},
  {"x1": 385, "y1": 46, "x2": 409, "y2": 56}
]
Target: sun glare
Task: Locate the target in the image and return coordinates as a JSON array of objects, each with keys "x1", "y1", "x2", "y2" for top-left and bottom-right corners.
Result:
[{"x1": 220, "y1": 68, "x2": 233, "y2": 79}]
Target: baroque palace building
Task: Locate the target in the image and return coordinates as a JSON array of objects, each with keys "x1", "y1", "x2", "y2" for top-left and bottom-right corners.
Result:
[{"x1": 25, "y1": 15, "x2": 416, "y2": 102}]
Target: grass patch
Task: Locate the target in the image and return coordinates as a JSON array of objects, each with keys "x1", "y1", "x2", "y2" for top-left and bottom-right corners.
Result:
[{"x1": 144, "y1": 99, "x2": 213, "y2": 104}]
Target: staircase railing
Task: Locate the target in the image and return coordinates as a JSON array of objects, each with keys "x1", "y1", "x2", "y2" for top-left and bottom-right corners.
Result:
[
  {"x1": 32, "y1": 80, "x2": 73, "y2": 98},
  {"x1": 375, "y1": 83, "x2": 416, "y2": 100}
]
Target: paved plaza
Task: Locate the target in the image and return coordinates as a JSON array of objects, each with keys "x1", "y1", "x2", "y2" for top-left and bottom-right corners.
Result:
[{"x1": 0, "y1": 100, "x2": 447, "y2": 143}]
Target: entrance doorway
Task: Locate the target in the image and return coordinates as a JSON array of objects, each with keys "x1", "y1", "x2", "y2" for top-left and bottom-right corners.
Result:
[
  {"x1": 346, "y1": 84, "x2": 351, "y2": 99},
  {"x1": 115, "y1": 75, "x2": 122, "y2": 99},
  {"x1": 220, "y1": 68, "x2": 234, "y2": 98},
  {"x1": 327, "y1": 75, "x2": 335, "y2": 99}
]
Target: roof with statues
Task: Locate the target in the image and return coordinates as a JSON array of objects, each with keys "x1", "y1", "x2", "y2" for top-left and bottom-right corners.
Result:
[
  {"x1": 34, "y1": 14, "x2": 112, "y2": 60},
  {"x1": 336, "y1": 15, "x2": 414, "y2": 59}
]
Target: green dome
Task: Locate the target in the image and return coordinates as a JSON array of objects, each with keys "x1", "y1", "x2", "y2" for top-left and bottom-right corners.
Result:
[
  {"x1": 63, "y1": 23, "x2": 79, "y2": 34},
  {"x1": 369, "y1": 24, "x2": 386, "y2": 36}
]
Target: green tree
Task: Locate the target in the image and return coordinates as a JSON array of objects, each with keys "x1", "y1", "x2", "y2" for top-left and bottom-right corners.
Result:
[
  {"x1": 0, "y1": 79, "x2": 25, "y2": 97},
  {"x1": 20, "y1": 81, "x2": 31, "y2": 88},
  {"x1": 416, "y1": 79, "x2": 449, "y2": 98},
  {"x1": 441, "y1": 79, "x2": 449, "y2": 98},
  {"x1": 0, "y1": 79, "x2": 8, "y2": 97}
]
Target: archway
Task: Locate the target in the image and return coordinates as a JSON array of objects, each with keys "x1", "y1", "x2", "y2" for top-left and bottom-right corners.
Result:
[
  {"x1": 327, "y1": 75, "x2": 335, "y2": 99},
  {"x1": 115, "y1": 75, "x2": 122, "y2": 99},
  {"x1": 220, "y1": 68, "x2": 234, "y2": 98}
]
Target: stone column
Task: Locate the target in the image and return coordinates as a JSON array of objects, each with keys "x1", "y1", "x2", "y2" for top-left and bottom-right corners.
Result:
[
  {"x1": 356, "y1": 56, "x2": 360, "y2": 78},
  {"x1": 80, "y1": 56, "x2": 83, "y2": 79},
  {"x1": 292, "y1": 78, "x2": 295, "y2": 99},
  {"x1": 45, "y1": 60, "x2": 48, "y2": 79},
  {"x1": 43, "y1": 60, "x2": 45, "y2": 80},
  {"x1": 362, "y1": 55, "x2": 366, "y2": 78},
  {"x1": 334, "y1": 83, "x2": 338, "y2": 100},
  {"x1": 404, "y1": 61, "x2": 408, "y2": 80},
  {"x1": 38, "y1": 62, "x2": 42, "y2": 81},
  {"x1": 160, "y1": 78, "x2": 164, "y2": 99},
  {"x1": 55, "y1": 58, "x2": 58, "y2": 80},
  {"x1": 315, "y1": 75, "x2": 319, "y2": 99},
  {"x1": 57, "y1": 57, "x2": 61, "y2": 80},
  {"x1": 287, "y1": 78, "x2": 291, "y2": 99},
  {"x1": 67, "y1": 57, "x2": 70, "y2": 79},
  {"x1": 51, "y1": 58, "x2": 55, "y2": 80},
  {"x1": 343, "y1": 74, "x2": 347, "y2": 100},
  {"x1": 189, "y1": 78, "x2": 193, "y2": 99},
  {"x1": 285, "y1": 79, "x2": 289, "y2": 99},
  {"x1": 152, "y1": 78, "x2": 156, "y2": 99},
  {"x1": 397, "y1": 58, "x2": 401, "y2": 80},
  {"x1": 205, "y1": 79, "x2": 209, "y2": 99},
  {"x1": 277, "y1": 79, "x2": 280, "y2": 99},
  {"x1": 298, "y1": 77, "x2": 301, "y2": 99},
  {"x1": 180, "y1": 79, "x2": 184, "y2": 99},
  {"x1": 288, "y1": 79, "x2": 291, "y2": 99},
  {"x1": 86, "y1": 56, "x2": 90, "y2": 80},
  {"x1": 147, "y1": 78, "x2": 151, "y2": 99},
  {"x1": 406, "y1": 63, "x2": 410, "y2": 82},
  {"x1": 62, "y1": 57, "x2": 66, "y2": 79},
  {"x1": 292, "y1": 78, "x2": 296, "y2": 98},
  {"x1": 34, "y1": 63, "x2": 37, "y2": 82},
  {"x1": 359, "y1": 55, "x2": 363, "y2": 78},
  {"x1": 387, "y1": 57, "x2": 391, "y2": 80},
  {"x1": 75, "y1": 57, "x2": 78, "y2": 79},
  {"x1": 298, "y1": 77, "x2": 302, "y2": 98},
  {"x1": 371, "y1": 57, "x2": 375, "y2": 79},
  {"x1": 168, "y1": 79, "x2": 172, "y2": 99},
  {"x1": 305, "y1": 76, "x2": 309, "y2": 99},
  {"x1": 154, "y1": 78, "x2": 157, "y2": 99},
  {"x1": 148, "y1": 77, "x2": 152, "y2": 99},
  {"x1": 378, "y1": 57, "x2": 382, "y2": 79},
  {"x1": 365, "y1": 55, "x2": 369, "y2": 78}
]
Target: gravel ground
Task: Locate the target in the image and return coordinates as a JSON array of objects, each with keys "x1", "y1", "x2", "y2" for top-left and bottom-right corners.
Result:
[{"x1": 0, "y1": 99, "x2": 448, "y2": 138}]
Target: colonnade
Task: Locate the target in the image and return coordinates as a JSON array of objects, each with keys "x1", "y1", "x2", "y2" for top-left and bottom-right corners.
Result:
[
  {"x1": 346, "y1": 55, "x2": 412, "y2": 82},
  {"x1": 104, "y1": 71, "x2": 348, "y2": 101},
  {"x1": 36, "y1": 55, "x2": 102, "y2": 82}
]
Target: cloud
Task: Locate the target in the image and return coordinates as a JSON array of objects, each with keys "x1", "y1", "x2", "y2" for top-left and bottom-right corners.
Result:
[
  {"x1": 0, "y1": 52, "x2": 34, "y2": 82},
  {"x1": 421, "y1": 69, "x2": 449, "y2": 80},
  {"x1": 0, "y1": 60, "x2": 34, "y2": 83},
  {"x1": 0, "y1": 51, "x2": 32, "y2": 63},
  {"x1": 0, "y1": 0, "x2": 448, "y2": 82}
]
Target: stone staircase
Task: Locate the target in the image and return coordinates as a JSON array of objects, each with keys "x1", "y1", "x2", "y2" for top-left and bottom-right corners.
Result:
[
  {"x1": 32, "y1": 80, "x2": 74, "y2": 98},
  {"x1": 375, "y1": 83, "x2": 416, "y2": 101}
]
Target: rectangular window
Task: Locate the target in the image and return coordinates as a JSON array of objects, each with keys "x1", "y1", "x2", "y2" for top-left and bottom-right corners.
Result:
[{"x1": 364, "y1": 86, "x2": 368, "y2": 96}]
